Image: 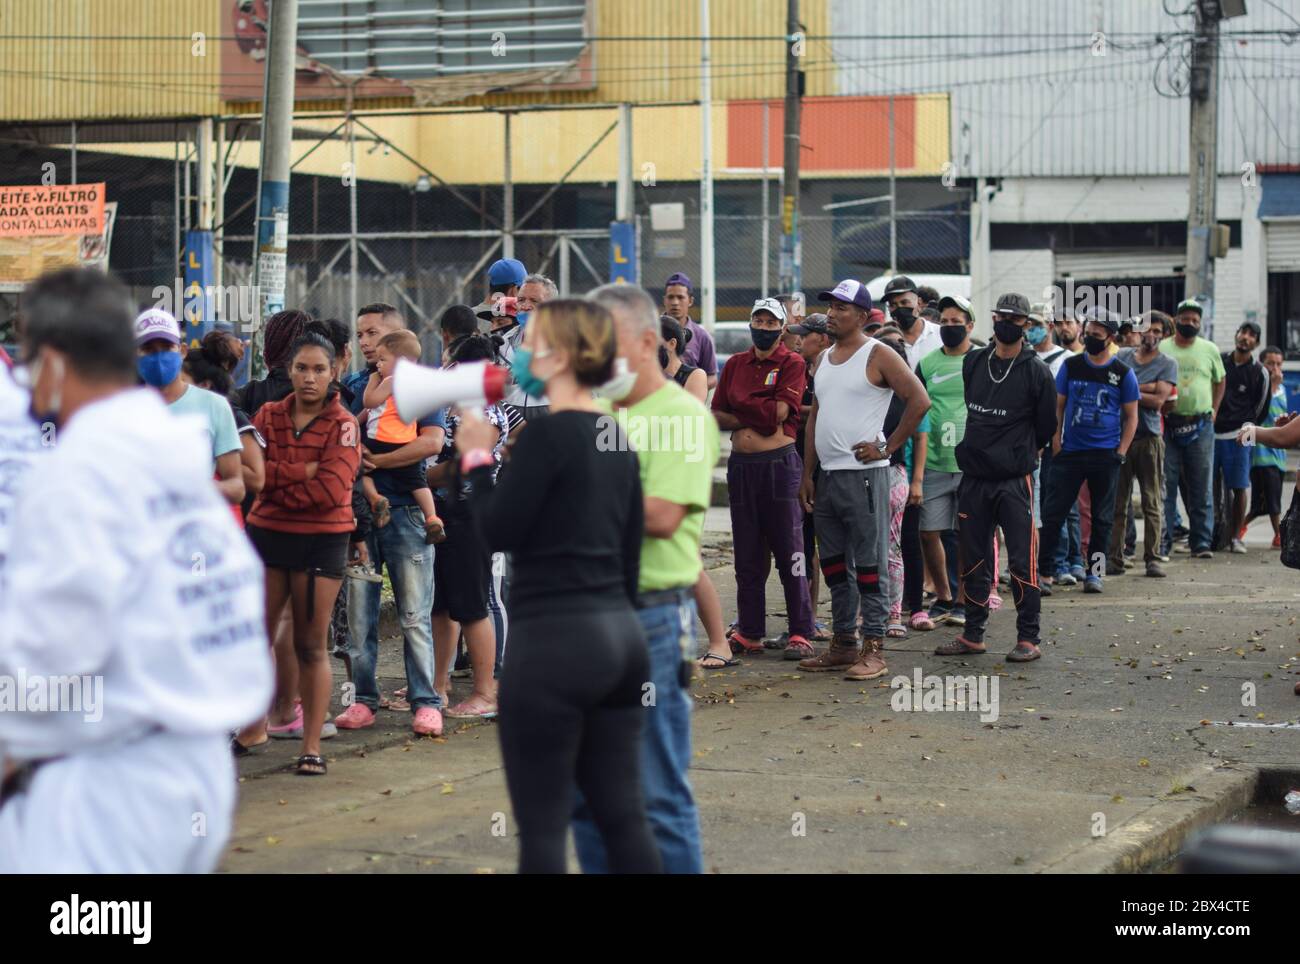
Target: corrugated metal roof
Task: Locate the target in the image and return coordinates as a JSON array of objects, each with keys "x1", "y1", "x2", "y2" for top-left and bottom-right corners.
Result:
[{"x1": 828, "y1": 0, "x2": 1300, "y2": 177}]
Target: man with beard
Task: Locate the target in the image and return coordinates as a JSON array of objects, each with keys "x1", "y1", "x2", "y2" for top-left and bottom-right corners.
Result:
[
  {"x1": 1213, "y1": 320, "x2": 1270, "y2": 554},
  {"x1": 935, "y1": 293, "x2": 1056, "y2": 662},
  {"x1": 883, "y1": 275, "x2": 943, "y2": 370},
  {"x1": 798, "y1": 280, "x2": 930, "y2": 681}
]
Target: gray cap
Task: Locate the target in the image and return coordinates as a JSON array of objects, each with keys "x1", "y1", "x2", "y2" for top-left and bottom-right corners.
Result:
[{"x1": 994, "y1": 292, "x2": 1031, "y2": 317}]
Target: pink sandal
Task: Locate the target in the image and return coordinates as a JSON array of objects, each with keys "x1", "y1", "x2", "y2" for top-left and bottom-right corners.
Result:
[
  {"x1": 909, "y1": 611, "x2": 935, "y2": 631},
  {"x1": 444, "y1": 698, "x2": 498, "y2": 720}
]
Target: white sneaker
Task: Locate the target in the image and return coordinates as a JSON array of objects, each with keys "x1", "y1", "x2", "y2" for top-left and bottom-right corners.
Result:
[{"x1": 1230, "y1": 539, "x2": 1247, "y2": 554}]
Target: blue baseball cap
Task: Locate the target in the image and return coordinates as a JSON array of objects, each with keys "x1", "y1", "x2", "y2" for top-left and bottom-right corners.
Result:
[
  {"x1": 665, "y1": 272, "x2": 693, "y2": 292},
  {"x1": 487, "y1": 258, "x2": 527, "y2": 287}
]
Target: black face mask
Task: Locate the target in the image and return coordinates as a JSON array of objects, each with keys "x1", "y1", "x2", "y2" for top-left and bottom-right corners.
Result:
[
  {"x1": 1084, "y1": 335, "x2": 1108, "y2": 356},
  {"x1": 658, "y1": 346, "x2": 670, "y2": 368},
  {"x1": 892, "y1": 307, "x2": 917, "y2": 331},
  {"x1": 939, "y1": 325, "x2": 967, "y2": 349},
  {"x1": 1176, "y1": 322, "x2": 1199, "y2": 340},
  {"x1": 751, "y1": 326, "x2": 781, "y2": 351},
  {"x1": 993, "y1": 320, "x2": 1025, "y2": 345}
]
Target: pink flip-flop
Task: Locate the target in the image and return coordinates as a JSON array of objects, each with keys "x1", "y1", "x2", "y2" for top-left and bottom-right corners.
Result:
[{"x1": 267, "y1": 702, "x2": 305, "y2": 739}]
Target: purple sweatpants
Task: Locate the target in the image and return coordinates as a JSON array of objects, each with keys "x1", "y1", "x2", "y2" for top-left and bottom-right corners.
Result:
[{"x1": 726, "y1": 444, "x2": 814, "y2": 639}]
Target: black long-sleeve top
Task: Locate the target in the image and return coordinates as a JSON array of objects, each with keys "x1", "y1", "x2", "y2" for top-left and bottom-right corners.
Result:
[
  {"x1": 956, "y1": 343, "x2": 1058, "y2": 481},
  {"x1": 1214, "y1": 353, "x2": 1271, "y2": 435},
  {"x1": 466, "y1": 410, "x2": 643, "y2": 619}
]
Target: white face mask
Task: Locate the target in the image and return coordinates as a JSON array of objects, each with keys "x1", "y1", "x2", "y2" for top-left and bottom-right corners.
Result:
[{"x1": 593, "y1": 357, "x2": 638, "y2": 401}]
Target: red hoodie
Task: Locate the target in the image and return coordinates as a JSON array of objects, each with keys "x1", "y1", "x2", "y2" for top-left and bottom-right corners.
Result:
[{"x1": 249, "y1": 393, "x2": 360, "y2": 535}]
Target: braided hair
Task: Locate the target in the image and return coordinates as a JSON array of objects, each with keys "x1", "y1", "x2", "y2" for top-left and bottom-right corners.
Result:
[{"x1": 263, "y1": 309, "x2": 313, "y2": 370}]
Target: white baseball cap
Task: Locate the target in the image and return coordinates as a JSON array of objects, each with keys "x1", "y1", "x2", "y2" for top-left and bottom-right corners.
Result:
[
  {"x1": 750, "y1": 297, "x2": 787, "y2": 322},
  {"x1": 134, "y1": 308, "x2": 181, "y2": 346}
]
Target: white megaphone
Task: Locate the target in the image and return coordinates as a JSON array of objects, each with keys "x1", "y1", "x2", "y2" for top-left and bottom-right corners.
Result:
[{"x1": 393, "y1": 359, "x2": 508, "y2": 423}]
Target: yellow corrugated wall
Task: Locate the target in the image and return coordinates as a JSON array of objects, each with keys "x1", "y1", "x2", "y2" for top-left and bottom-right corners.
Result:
[{"x1": 0, "y1": 0, "x2": 220, "y2": 121}]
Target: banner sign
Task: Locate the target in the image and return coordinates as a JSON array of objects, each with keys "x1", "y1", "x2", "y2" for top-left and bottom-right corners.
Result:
[
  {"x1": 0, "y1": 183, "x2": 107, "y2": 237},
  {"x1": 0, "y1": 200, "x2": 116, "y2": 293}
]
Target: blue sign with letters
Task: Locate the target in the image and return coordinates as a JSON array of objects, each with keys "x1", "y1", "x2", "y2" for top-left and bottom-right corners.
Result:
[{"x1": 609, "y1": 221, "x2": 636, "y2": 285}]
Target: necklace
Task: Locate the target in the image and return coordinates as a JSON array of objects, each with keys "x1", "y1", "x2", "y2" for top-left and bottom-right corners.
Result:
[{"x1": 987, "y1": 348, "x2": 1018, "y2": 385}]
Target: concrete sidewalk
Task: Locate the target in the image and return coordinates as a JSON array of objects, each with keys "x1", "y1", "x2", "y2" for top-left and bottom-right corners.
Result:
[{"x1": 224, "y1": 519, "x2": 1299, "y2": 873}]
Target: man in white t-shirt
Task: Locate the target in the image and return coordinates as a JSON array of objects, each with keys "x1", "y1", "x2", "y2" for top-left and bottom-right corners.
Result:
[
  {"x1": 0, "y1": 267, "x2": 271, "y2": 872},
  {"x1": 0, "y1": 363, "x2": 46, "y2": 598}
]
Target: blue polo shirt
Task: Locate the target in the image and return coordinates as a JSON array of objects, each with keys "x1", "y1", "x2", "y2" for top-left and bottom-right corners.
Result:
[{"x1": 1057, "y1": 352, "x2": 1139, "y2": 452}]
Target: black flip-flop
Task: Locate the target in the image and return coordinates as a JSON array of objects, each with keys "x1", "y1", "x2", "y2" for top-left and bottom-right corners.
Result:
[
  {"x1": 698, "y1": 653, "x2": 740, "y2": 669},
  {"x1": 295, "y1": 754, "x2": 327, "y2": 776}
]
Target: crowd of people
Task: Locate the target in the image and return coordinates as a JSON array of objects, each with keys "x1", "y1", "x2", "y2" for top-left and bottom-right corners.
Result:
[{"x1": 0, "y1": 258, "x2": 1295, "y2": 874}]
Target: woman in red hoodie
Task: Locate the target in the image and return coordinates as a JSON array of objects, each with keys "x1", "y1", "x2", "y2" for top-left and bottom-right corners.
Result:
[{"x1": 246, "y1": 331, "x2": 361, "y2": 775}]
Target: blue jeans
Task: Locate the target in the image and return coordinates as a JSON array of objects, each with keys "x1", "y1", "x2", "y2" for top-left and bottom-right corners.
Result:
[
  {"x1": 572, "y1": 594, "x2": 703, "y2": 874},
  {"x1": 346, "y1": 505, "x2": 442, "y2": 712},
  {"x1": 1164, "y1": 423, "x2": 1214, "y2": 553}
]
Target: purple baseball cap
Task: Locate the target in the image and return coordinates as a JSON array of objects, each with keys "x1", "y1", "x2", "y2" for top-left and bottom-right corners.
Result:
[
  {"x1": 817, "y1": 279, "x2": 873, "y2": 312},
  {"x1": 134, "y1": 308, "x2": 181, "y2": 346},
  {"x1": 665, "y1": 272, "x2": 693, "y2": 292}
]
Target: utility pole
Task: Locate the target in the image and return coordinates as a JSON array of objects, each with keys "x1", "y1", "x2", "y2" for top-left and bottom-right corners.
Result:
[
  {"x1": 1185, "y1": 0, "x2": 1222, "y2": 331},
  {"x1": 699, "y1": 0, "x2": 715, "y2": 331},
  {"x1": 779, "y1": 0, "x2": 802, "y2": 297},
  {"x1": 249, "y1": 0, "x2": 299, "y2": 380}
]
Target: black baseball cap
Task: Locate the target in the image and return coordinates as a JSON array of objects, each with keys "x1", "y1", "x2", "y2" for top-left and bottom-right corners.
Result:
[
  {"x1": 994, "y1": 292, "x2": 1031, "y2": 318},
  {"x1": 789, "y1": 314, "x2": 829, "y2": 336},
  {"x1": 883, "y1": 276, "x2": 917, "y2": 300}
]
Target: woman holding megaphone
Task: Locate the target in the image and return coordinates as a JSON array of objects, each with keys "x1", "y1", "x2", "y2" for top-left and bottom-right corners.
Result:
[{"x1": 452, "y1": 299, "x2": 662, "y2": 874}]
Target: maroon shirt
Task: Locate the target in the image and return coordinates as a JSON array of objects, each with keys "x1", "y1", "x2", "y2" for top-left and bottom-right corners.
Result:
[{"x1": 711, "y1": 342, "x2": 806, "y2": 441}]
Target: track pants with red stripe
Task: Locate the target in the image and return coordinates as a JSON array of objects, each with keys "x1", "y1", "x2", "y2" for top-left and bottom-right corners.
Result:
[
  {"x1": 814, "y1": 465, "x2": 892, "y2": 640},
  {"x1": 956, "y1": 474, "x2": 1041, "y2": 645}
]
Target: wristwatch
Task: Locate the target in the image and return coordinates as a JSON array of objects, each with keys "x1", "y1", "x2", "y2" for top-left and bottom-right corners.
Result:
[{"x1": 1114, "y1": 450, "x2": 1127, "y2": 465}]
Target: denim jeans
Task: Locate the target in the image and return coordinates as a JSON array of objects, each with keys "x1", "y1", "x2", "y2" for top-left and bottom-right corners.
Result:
[
  {"x1": 1163, "y1": 422, "x2": 1214, "y2": 553},
  {"x1": 1041, "y1": 447, "x2": 1082, "y2": 574},
  {"x1": 1038, "y1": 449, "x2": 1121, "y2": 578},
  {"x1": 346, "y1": 505, "x2": 441, "y2": 712},
  {"x1": 572, "y1": 594, "x2": 703, "y2": 874}
]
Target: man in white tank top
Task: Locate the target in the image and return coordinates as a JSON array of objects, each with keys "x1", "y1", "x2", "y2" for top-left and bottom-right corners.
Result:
[{"x1": 797, "y1": 280, "x2": 931, "y2": 681}]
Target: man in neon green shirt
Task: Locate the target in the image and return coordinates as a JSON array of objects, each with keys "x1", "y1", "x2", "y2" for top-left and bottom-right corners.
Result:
[
  {"x1": 915, "y1": 294, "x2": 975, "y2": 626},
  {"x1": 577, "y1": 283, "x2": 720, "y2": 875},
  {"x1": 1158, "y1": 298, "x2": 1225, "y2": 557}
]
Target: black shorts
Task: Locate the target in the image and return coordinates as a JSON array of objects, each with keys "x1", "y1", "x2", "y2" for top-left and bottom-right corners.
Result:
[
  {"x1": 432, "y1": 503, "x2": 492, "y2": 623},
  {"x1": 247, "y1": 525, "x2": 349, "y2": 577},
  {"x1": 1250, "y1": 465, "x2": 1283, "y2": 519}
]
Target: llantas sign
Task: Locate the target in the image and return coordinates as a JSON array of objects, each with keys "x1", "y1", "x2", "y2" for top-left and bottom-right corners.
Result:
[{"x1": 0, "y1": 183, "x2": 106, "y2": 237}]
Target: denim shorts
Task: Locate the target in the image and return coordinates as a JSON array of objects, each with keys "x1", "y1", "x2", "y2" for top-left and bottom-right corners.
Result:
[{"x1": 1214, "y1": 437, "x2": 1251, "y2": 490}]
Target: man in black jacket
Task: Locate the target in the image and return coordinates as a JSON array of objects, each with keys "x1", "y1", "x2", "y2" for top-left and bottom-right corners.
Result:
[
  {"x1": 936, "y1": 293, "x2": 1057, "y2": 662},
  {"x1": 1214, "y1": 321, "x2": 1271, "y2": 554}
]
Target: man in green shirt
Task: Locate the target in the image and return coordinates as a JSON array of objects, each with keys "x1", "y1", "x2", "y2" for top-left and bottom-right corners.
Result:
[
  {"x1": 915, "y1": 295, "x2": 975, "y2": 625},
  {"x1": 1158, "y1": 298, "x2": 1225, "y2": 557},
  {"x1": 575, "y1": 283, "x2": 720, "y2": 875}
]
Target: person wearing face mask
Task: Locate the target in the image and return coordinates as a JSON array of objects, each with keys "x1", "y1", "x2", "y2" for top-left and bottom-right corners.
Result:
[
  {"x1": 882, "y1": 275, "x2": 943, "y2": 369},
  {"x1": 1035, "y1": 305, "x2": 1087, "y2": 586},
  {"x1": 914, "y1": 295, "x2": 977, "y2": 630},
  {"x1": 1159, "y1": 299, "x2": 1226, "y2": 559},
  {"x1": 454, "y1": 298, "x2": 661, "y2": 874},
  {"x1": 497, "y1": 271, "x2": 556, "y2": 423},
  {"x1": 135, "y1": 309, "x2": 244, "y2": 506},
  {"x1": 1109, "y1": 312, "x2": 1178, "y2": 577},
  {"x1": 797, "y1": 281, "x2": 930, "y2": 681},
  {"x1": 0, "y1": 267, "x2": 271, "y2": 871},
  {"x1": 712, "y1": 296, "x2": 813, "y2": 659},
  {"x1": 1036, "y1": 307, "x2": 1139, "y2": 597},
  {"x1": 659, "y1": 315, "x2": 707, "y2": 401},
  {"x1": 1054, "y1": 306, "x2": 1083, "y2": 354},
  {"x1": 936, "y1": 293, "x2": 1056, "y2": 663}
]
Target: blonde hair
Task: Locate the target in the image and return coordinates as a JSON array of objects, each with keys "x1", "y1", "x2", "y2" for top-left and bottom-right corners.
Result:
[
  {"x1": 529, "y1": 298, "x2": 616, "y2": 387},
  {"x1": 378, "y1": 329, "x2": 422, "y2": 362}
]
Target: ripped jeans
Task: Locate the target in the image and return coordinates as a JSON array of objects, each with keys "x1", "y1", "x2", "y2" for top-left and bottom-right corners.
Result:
[{"x1": 347, "y1": 504, "x2": 442, "y2": 713}]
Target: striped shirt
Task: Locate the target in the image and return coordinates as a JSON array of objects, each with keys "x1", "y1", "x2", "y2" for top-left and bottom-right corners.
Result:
[{"x1": 248, "y1": 394, "x2": 361, "y2": 534}]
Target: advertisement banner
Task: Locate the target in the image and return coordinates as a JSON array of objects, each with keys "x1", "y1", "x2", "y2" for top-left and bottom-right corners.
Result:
[
  {"x1": 0, "y1": 200, "x2": 116, "y2": 293},
  {"x1": 0, "y1": 183, "x2": 106, "y2": 237}
]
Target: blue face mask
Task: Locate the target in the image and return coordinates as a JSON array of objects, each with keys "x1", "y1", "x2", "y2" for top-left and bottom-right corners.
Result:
[
  {"x1": 510, "y1": 347, "x2": 547, "y2": 398},
  {"x1": 138, "y1": 350, "x2": 182, "y2": 388},
  {"x1": 515, "y1": 310, "x2": 530, "y2": 329},
  {"x1": 1025, "y1": 325, "x2": 1047, "y2": 347}
]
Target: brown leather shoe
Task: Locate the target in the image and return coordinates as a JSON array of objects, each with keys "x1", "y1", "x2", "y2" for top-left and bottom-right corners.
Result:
[
  {"x1": 798, "y1": 633, "x2": 859, "y2": 672},
  {"x1": 844, "y1": 637, "x2": 889, "y2": 681}
]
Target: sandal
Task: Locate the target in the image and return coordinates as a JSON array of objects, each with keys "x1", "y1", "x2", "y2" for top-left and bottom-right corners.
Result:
[
  {"x1": 371, "y1": 497, "x2": 392, "y2": 529},
  {"x1": 445, "y1": 699, "x2": 499, "y2": 719},
  {"x1": 886, "y1": 621, "x2": 908, "y2": 639},
  {"x1": 934, "y1": 636, "x2": 987, "y2": 656},
  {"x1": 811, "y1": 621, "x2": 832, "y2": 642},
  {"x1": 698, "y1": 652, "x2": 740, "y2": 669},
  {"x1": 296, "y1": 754, "x2": 327, "y2": 776},
  {"x1": 729, "y1": 632, "x2": 765, "y2": 656},
  {"x1": 1007, "y1": 640, "x2": 1042, "y2": 662},
  {"x1": 909, "y1": 611, "x2": 935, "y2": 631},
  {"x1": 268, "y1": 703, "x2": 304, "y2": 739}
]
